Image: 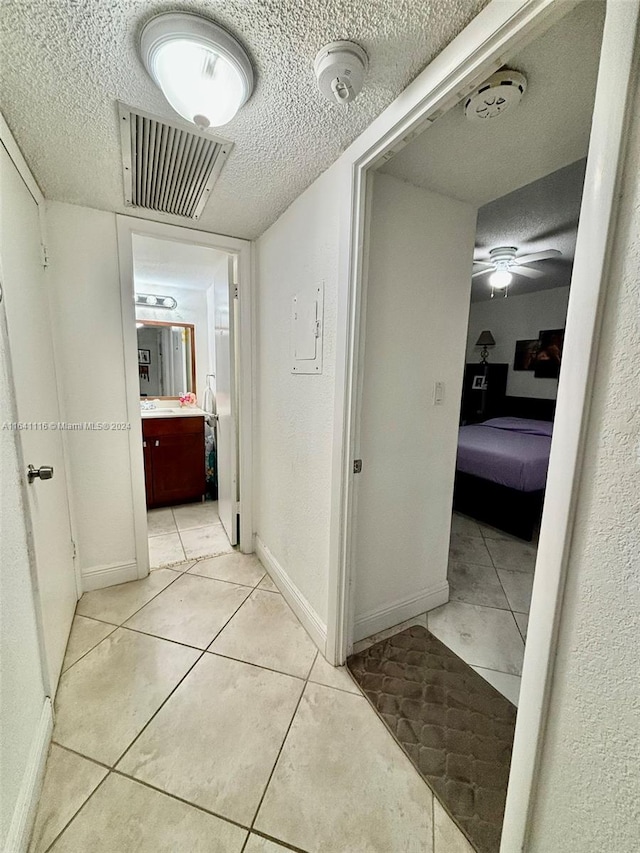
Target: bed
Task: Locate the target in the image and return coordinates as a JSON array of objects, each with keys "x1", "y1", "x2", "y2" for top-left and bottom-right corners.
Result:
[{"x1": 453, "y1": 398, "x2": 555, "y2": 541}]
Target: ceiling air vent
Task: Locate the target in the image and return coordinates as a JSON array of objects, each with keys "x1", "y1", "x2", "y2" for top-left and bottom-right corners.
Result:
[{"x1": 118, "y1": 103, "x2": 233, "y2": 220}]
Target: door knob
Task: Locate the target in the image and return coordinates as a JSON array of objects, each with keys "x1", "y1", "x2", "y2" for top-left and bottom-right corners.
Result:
[{"x1": 27, "y1": 464, "x2": 54, "y2": 483}]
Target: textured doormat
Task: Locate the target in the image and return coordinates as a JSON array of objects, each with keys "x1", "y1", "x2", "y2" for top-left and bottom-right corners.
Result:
[{"x1": 347, "y1": 625, "x2": 516, "y2": 853}]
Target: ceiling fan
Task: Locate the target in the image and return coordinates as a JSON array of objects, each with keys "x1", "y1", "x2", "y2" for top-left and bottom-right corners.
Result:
[{"x1": 472, "y1": 246, "x2": 562, "y2": 297}]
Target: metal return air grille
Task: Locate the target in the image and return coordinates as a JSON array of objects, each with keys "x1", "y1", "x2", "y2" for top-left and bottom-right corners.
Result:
[{"x1": 118, "y1": 104, "x2": 233, "y2": 220}]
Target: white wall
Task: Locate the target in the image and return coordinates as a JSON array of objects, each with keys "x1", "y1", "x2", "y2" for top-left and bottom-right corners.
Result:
[
  {"x1": 135, "y1": 282, "x2": 210, "y2": 401},
  {"x1": 353, "y1": 173, "x2": 477, "y2": 639},
  {"x1": 0, "y1": 313, "x2": 48, "y2": 850},
  {"x1": 46, "y1": 201, "x2": 137, "y2": 585},
  {"x1": 528, "y1": 72, "x2": 640, "y2": 853},
  {"x1": 466, "y1": 287, "x2": 570, "y2": 399},
  {"x1": 255, "y1": 163, "x2": 341, "y2": 629}
]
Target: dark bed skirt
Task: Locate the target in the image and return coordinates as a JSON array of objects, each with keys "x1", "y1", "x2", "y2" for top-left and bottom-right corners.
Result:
[{"x1": 453, "y1": 472, "x2": 544, "y2": 542}]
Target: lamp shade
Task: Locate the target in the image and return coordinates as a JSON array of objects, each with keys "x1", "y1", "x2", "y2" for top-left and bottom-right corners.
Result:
[{"x1": 476, "y1": 331, "x2": 496, "y2": 347}]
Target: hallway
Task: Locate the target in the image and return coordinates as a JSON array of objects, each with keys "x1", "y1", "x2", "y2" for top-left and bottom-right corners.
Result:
[{"x1": 29, "y1": 553, "x2": 472, "y2": 853}]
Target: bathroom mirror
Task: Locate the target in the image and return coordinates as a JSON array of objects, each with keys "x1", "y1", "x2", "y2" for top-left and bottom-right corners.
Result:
[{"x1": 137, "y1": 321, "x2": 196, "y2": 398}]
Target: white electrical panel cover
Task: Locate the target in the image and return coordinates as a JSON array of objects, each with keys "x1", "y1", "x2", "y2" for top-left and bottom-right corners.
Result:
[{"x1": 291, "y1": 284, "x2": 324, "y2": 374}]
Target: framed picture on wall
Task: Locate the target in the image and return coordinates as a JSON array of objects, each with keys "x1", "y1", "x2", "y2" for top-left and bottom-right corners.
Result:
[
  {"x1": 138, "y1": 349, "x2": 151, "y2": 365},
  {"x1": 514, "y1": 339, "x2": 540, "y2": 371},
  {"x1": 534, "y1": 329, "x2": 564, "y2": 378}
]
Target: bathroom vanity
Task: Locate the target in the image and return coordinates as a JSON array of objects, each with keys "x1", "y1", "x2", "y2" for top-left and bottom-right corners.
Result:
[{"x1": 141, "y1": 409, "x2": 206, "y2": 508}]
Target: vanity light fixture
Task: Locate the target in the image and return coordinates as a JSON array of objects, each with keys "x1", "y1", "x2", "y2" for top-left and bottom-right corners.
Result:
[
  {"x1": 140, "y1": 12, "x2": 254, "y2": 129},
  {"x1": 135, "y1": 293, "x2": 178, "y2": 310}
]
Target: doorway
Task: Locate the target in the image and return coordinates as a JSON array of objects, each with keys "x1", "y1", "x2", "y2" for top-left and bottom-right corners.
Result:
[
  {"x1": 327, "y1": 0, "x2": 638, "y2": 850},
  {"x1": 116, "y1": 217, "x2": 254, "y2": 579}
]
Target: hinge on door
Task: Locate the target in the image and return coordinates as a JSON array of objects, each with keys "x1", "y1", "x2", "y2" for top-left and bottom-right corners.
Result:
[
  {"x1": 71, "y1": 540, "x2": 77, "y2": 560},
  {"x1": 353, "y1": 459, "x2": 362, "y2": 474},
  {"x1": 40, "y1": 243, "x2": 49, "y2": 268},
  {"x1": 233, "y1": 284, "x2": 239, "y2": 299}
]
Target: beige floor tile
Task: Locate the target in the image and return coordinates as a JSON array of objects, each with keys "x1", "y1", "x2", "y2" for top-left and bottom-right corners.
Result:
[
  {"x1": 447, "y1": 561, "x2": 509, "y2": 610},
  {"x1": 485, "y1": 538, "x2": 537, "y2": 573},
  {"x1": 255, "y1": 682, "x2": 433, "y2": 852},
  {"x1": 75, "y1": 569, "x2": 178, "y2": 625},
  {"x1": 148, "y1": 532, "x2": 186, "y2": 568},
  {"x1": 62, "y1": 616, "x2": 116, "y2": 672},
  {"x1": 433, "y1": 798, "x2": 475, "y2": 853},
  {"x1": 352, "y1": 614, "x2": 427, "y2": 655},
  {"x1": 428, "y1": 600, "x2": 525, "y2": 676},
  {"x1": 53, "y1": 628, "x2": 199, "y2": 765},
  {"x1": 126, "y1": 574, "x2": 251, "y2": 649},
  {"x1": 118, "y1": 654, "x2": 303, "y2": 825},
  {"x1": 514, "y1": 611, "x2": 529, "y2": 641},
  {"x1": 450, "y1": 513, "x2": 483, "y2": 539},
  {"x1": 309, "y1": 654, "x2": 361, "y2": 694},
  {"x1": 180, "y1": 524, "x2": 233, "y2": 560},
  {"x1": 146, "y1": 508, "x2": 176, "y2": 536},
  {"x1": 28, "y1": 745, "x2": 108, "y2": 853},
  {"x1": 257, "y1": 574, "x2": 279, "y2": 592},
  {"x1": 172, "y1": 501, "x2": 220, "y2": 531},
  {"x1": 50, "y1": 773, "x2": 246, "y2": 852},
  {"x1": 209, "y1": 590, "x2": 317, "y2": 678},
  {"x1": 497, "y1": 568, "x2": 534, "y2": 613},
  {"x1": 477, "y1": 522, "x2": 519, "y2": 541},
  {"x1": 189, "y1": 552, "x2": 265, "y2": 587},
  {"x1": 449, "y1": 534, "x2": 493, "y2": 567},
  {"x1": 472, "y1": 666, "x2": 521, "y2": 706},
  {"x1": 243, "y1": 836, "x2": 291, "y2": 853}
]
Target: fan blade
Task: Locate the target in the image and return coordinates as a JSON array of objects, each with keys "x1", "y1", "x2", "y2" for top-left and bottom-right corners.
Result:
[
  {"x1": 472, "y1": 261, "x2": 493, "y2": 269},
  {"x1": 516, "y1": 249, "x2": 562, "y2": 265},
  {"x1": 472, "y1": 268, "x2": 493, "y2": 279},
  {"x1": 510, "y1": 265, "x2": 544, "y2": 279}
]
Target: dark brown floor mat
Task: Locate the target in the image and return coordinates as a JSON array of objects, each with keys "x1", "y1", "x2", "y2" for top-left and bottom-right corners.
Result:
[{"x1": 347, "y1": 625, "x2": 516, "y2": 853}]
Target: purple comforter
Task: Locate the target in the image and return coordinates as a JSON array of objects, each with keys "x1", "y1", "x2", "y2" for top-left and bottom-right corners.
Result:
[{"x1": 456, "y1": 417, "x2": 553, "y2": 492}]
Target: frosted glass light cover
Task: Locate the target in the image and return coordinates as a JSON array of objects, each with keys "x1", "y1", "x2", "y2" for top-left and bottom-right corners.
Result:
[
  {"x1": 152, "y1": 39, "x2": 245, "y2": 128},
  {"x1": 490, "y1": 270, "x2": 512, "y2": 289}
]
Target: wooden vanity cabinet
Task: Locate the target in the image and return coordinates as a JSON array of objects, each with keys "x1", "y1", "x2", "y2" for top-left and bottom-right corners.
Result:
[{"x1": 142, "y1": 416, "x2": 206, "y2": 508}]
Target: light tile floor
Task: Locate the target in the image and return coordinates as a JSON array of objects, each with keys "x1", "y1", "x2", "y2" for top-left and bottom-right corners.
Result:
[
  {"x1": 147, "y1": 500, "x2": 233, "y2": 567},
  {"x1": 355, "y1": 511, "x2": 536, "y2": 708},
  {"x1": 31, "y1": 551, "x2": 473, "y2": 852}
]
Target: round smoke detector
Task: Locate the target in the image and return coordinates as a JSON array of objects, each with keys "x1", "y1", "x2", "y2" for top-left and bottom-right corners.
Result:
[
  {"x1": 464, "y1": 70, "x2": 527, "y2": 122},
  {"x1": 314, "y1": 41, "x2": 368, "y2": 105}
]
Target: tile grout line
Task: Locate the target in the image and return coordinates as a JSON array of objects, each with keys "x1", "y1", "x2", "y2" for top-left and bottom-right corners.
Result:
[
  {"x1": 42, "y1": 770, "x2": 111, "y2": 853},
  {"x1": 111, "y1": 583, "x2": 258, "y2": 771},
  {"x1": 241, "y1": 650, "x2": 320, "y2": 850}
]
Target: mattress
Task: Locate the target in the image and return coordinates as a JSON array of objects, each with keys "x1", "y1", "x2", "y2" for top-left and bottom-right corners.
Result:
[{"x1": 456, "y1": 417, "x2": 553, "y2": 492}]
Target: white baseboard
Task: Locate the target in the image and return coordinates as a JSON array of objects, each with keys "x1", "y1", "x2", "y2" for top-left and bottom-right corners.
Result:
[
  {"x1": 81, "y1": 561, "x2": 138, "y2": 592},
  {"x1": 353, "y1": 582, "x2": 449, "y2": 642},
  {"x1": 4, "y1": 698, "x2": 52, "y2": 853},
  {"x1": 254, "y1": 536, "x2": 327, "y2": 655}
]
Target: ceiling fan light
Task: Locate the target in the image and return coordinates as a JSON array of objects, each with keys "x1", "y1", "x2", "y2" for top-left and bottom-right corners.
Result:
[
  {"x1": 489, "y1": 270, "x2": 512, "y2": 289},
  {"x1": 140, "y1": 13, "x2": 254, "y2": 128}
]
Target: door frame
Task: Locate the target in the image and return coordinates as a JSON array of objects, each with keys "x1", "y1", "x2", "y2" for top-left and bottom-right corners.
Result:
[
  {"x1": 116, "y1": 215, "x2": 254, "y2": 577},
  {"x1": 325, "y1": 2, "x2": 639, "y2": 852}
]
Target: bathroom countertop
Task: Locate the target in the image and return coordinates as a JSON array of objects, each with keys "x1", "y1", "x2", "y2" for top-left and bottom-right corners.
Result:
[{"x1": 140, "y1": 406, "x2": 207, "y2": 419}]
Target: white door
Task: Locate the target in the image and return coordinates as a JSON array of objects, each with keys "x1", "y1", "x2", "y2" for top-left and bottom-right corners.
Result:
[
  {"x1": 213, "y1": 255, "x2": 238, "y2": 545},
  {"x1": 0, "y1": 145, "x2": 77, "y2": 691}
]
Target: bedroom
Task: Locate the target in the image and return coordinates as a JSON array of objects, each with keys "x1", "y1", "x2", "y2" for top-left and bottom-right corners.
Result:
[
  {"x1": 346, "y1": 5, "x2": 602, "y2": 846},
  {"x1": 446, "y1": 157, "x2": 584, "y2": 704}
]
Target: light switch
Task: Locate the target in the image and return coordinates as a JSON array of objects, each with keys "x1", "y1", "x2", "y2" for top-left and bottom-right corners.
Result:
[{"x1": 434, "y1": 381, "x2": 445, "y2": 405}]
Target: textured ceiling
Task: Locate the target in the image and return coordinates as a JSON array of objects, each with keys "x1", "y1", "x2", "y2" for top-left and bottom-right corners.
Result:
[
  {"x1": 0, "y1": 0, "x2": 490, "y2": 239},
  {"x1": 471, "y1": 159, "x2": 585, "y2": 302},
  {"x1": 381, "y1": 1, "x2": 604, "y2": 206},
  {"x1": 133, "y1": 234, "x2": 226, "y2": 291}
]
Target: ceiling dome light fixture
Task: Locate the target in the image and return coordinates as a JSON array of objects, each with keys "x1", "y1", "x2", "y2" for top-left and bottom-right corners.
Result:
[
  {"x1": 140, "y1": 12, "x2": 254, "y2": 129},
  {"x1": 489, "y1": 269, "x2": 512, "y2": 289}
]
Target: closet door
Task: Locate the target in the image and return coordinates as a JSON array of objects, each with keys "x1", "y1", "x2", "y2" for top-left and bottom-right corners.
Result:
[{"x1": 0, "y1": 144, "x2": 77, "y2": 692}]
